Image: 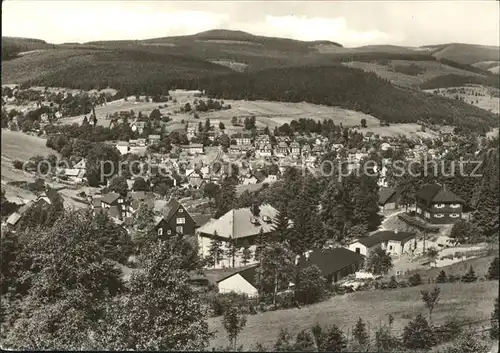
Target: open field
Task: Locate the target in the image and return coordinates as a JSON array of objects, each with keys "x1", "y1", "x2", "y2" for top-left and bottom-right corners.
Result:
[
  {"x1": 361, "y1": 123, "x2": 441, "y2": 139},
  {"x1": 208, "y1": 280, "x2": 498, "y2": 349},
  {"x1": 1, "y1": 130, "x2": 88, "y2": 209},
  {"x1": 1, "y1": 130, "x2": 54, "y2": 161},
  {"x1": 343, "y1": 60, "x2": 483, "y2": 88},
  {"x1": 423, "y1": 85, "x2": 500, "y2": 114},
  {"x1": 59, "y1": 93, "x2": 382, "y2": 131},
  {"x1": 47, "y1": 87, "x2": 470, "y2": 140},
  {"x1": 416, "y1": 255, "x2": 497, "y2": 282}
]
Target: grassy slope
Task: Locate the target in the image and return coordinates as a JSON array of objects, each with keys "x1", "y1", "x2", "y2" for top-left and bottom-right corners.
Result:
[
  {"x1": 1, "y1": 130, "x2": 55, "y2": 161},
  {"x1": 208, "y1": 280, "x2": 498, "y2": 348},
  {"x1": 427, "y1": 43, "x2": 500, "y2": 65},
  {"x1": 343, "y1": 60, "x2": 483, "y2": 88}
]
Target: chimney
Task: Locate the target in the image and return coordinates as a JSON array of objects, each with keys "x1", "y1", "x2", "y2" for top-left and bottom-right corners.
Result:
[{"x1": 250, "y1": 203, "x2": 261, "y2": 217}]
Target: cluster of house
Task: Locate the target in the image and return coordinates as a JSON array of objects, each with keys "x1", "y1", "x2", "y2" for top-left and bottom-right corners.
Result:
[
  {"x1": 209, "y1": 183, "x2": 468, "y2": 297},
  {"x1": 89, "y1": 190, "x2": 212, "y2": 236},
  {"x1": 4, "y1": 188, "x2": 59, "y2": 229},
  {"x1": 2, "y1": 175, "x2": 471, "y2": 300},
  {"x1": 378, "y1": 183, "x2": 467, "y2": 224}
]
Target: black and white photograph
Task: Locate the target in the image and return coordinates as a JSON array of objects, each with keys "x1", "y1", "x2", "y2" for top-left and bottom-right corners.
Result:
[{"x1": 1, "y1": 0, "x2": 499, "y2": 351}]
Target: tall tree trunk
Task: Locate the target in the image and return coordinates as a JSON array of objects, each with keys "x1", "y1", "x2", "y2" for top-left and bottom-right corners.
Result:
[{"x1": 273, "y1": 269, "x2": 278, "y2": 306}]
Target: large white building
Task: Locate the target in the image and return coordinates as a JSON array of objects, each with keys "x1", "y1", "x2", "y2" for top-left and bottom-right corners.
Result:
[
  {"x1": 348, "y1": 230, "x2": 416, "y2": 257},
  {"x1": 196, "y1": 204, "x2": 280, "y2": 268}
]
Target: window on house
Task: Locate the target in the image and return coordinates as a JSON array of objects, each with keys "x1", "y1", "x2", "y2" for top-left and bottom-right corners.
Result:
[
  {"x1": 177, "y1": 217, "x2": 186, "y2": 224},
  {"x1": 158, "y1": 228, "x2": 163, "y2": 236},
  {"x1": 389, "y1": 245, "x2": 393, "y2": 250},
  {"x1": 178, "y1": 208, "x2": 184, "y2": 213},
  {"x1": 450, "y1": 214, "x2": 459, "y2": 218},
  {"x1": 176, "y1": 226, "x2": 183, "y2": 234},
  {"x1": 435, "y1": 204, "x2": 445, "y2": 208},
  {"x1": 425, "y1": 212, "x2": 430, "y2": 218},
  {"x1": 167, "y1": 230, "x2": 172, "y2": 235},
  {"x1": 416, "y1": 208, "x2": 421, "y2": 214},
  {"x1": 435, "y1": 214, "x2": 444, "y2": 218},
  {"x1": 355, "y1": 248, "x2": 360, "y2": 254},
  {"x1": 450, "y1": 204, "x2": 461, "y2": 208}
]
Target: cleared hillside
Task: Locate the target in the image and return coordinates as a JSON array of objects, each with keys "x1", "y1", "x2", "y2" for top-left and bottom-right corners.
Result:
[
  {"x1": 420, "y1": 74, "x2": 500, "y2": 89},
  {"x1": 425, "y1": 43, "x2": 500, "y2": 64},
  {"x1": 198, "y1": 65, "x2": 498, "y2": 132},
  {"x1": 343, "y1": 60, "x2": 483, "y2": 88},
  {"x1": 473, "y1": 60, "x2": 500, "y2": 71}
]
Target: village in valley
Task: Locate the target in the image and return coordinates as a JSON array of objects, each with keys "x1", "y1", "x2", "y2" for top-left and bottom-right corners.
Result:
[{"x1": 1, "y1": 2, "x2": 499, "y2": 352}]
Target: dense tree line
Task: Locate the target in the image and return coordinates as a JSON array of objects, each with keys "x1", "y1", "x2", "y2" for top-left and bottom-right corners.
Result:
[
  {"x1": 386, "y1": 137, "x2": 499, "y2": 237},
  {"x1": 14, "y1": 49, "x2": 231, "y2": 97},
  {"x1": 199, "y1": 66, "x2": 498, "y2": 133},
  {"x1": 420, "y1": 73, "x2": 500, "y2": 90},
  {"x1": 1, "y1": 210, "x2": 211, "y2": 350}
]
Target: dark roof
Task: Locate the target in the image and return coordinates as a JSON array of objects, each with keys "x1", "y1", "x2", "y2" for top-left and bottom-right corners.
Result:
[
  {"x1": 108, "y1": 205, "x2": 121, "y2": 219},
  {"x1": 253, "y1": 171, "x2": 267, "y2": 183},
  {"x1": 92, "y1": 197, "x2": 102, "y2": 208},
  {"x1": 129, "y1": 191, "x2": 154, "y2": 201},
  {"x1": 101, "y1": 192, "x2": 121, "y2": 205},
  {"x1": 163, "y1": 198, "x2": 182, "y2": 221},
  {"x1": 192, "y1": 214, "x2": 212, "y2": 227},
  {"x1": 417, "y1": 184, "x2": 465, "y2": 204},
  {"x1": 217, "y1": 264, "x2": 259, "y2": 288},
  {"x1": 297, "y1": 248, "x2": 364, "y2": 277},
  {"x1": 378, "y1": 187, "x2": 397, "y2": 205},
  {"x1": 355, "y1": 230, "x2": 416, "y2": 248}
]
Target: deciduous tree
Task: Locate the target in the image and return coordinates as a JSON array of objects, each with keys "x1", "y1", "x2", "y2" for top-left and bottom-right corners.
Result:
[
  {"x1": 222, "y1": 306, "x2": 247, "y2": 350},
  {"x1": 365, "y1": 246, "x2": 393, "y2": 275}
]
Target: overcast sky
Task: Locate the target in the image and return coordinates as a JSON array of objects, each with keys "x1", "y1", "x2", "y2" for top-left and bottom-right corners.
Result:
[{"x1": 2, "y1": 0, "x2": 499, "y2": 47}]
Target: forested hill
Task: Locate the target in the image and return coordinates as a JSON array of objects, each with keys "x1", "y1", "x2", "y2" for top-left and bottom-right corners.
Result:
[{"x1": 199, "y1": 65, "x2": 499, "y2": 132}]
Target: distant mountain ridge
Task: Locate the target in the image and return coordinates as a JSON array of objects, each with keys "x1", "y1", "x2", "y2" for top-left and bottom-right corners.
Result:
[{"x1": 2, "y1": 29, "x2": 499, "y2": 95}]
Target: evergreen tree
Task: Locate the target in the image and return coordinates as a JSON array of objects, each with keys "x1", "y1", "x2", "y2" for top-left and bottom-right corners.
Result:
[
  {"x1": 317, "y1": 324, "x2": 347, "y2": 352},
  {"x1": 352, "y1": 317, "x2": 369, "y2": 347},
  {"x1": 461, "y1": 266, "x2": 477, "y2": 283},
  {"x1": 254, "y1": 228, "x2": 266, "y2": 262},
  {"x1": 292, "y1": 330, "x2": 316, "y2": 352},
  {"x1": 491, "y1": 297, "x2": 499, "y2": 339},
  {"x1": 225, "y1": 236, "x2": 239, "y2": 268},
  {"x1": 208, "y1": 232, "x2": 224, "y2": 268},
  {"x1": 274, "y1": 328, "x2": 294, "y2": 352},
  {"x1": 436, "y1": 270, "x2": 447, "y2": 283},
  {"x1": 255, "y1": 242, "x2": 295, "y2": 303},
  {"x1": 488, "y1": 257, "x2": 499, "y2": 280},
  {"x1": 214, "y1": 178, "x2": 237, "y2": 219},
  {"x1": 241, "y1": 240, "x2": 252, "y2": 266},
  {"x1": 444, "y1": 333, "x2": 488, "y2": 353},
  {"x1": 272, "y1": 210, "x2": 290, "y2": 243},
  {"x1": 402, "y1": 314, "x2": 436, "y2": 351}
]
